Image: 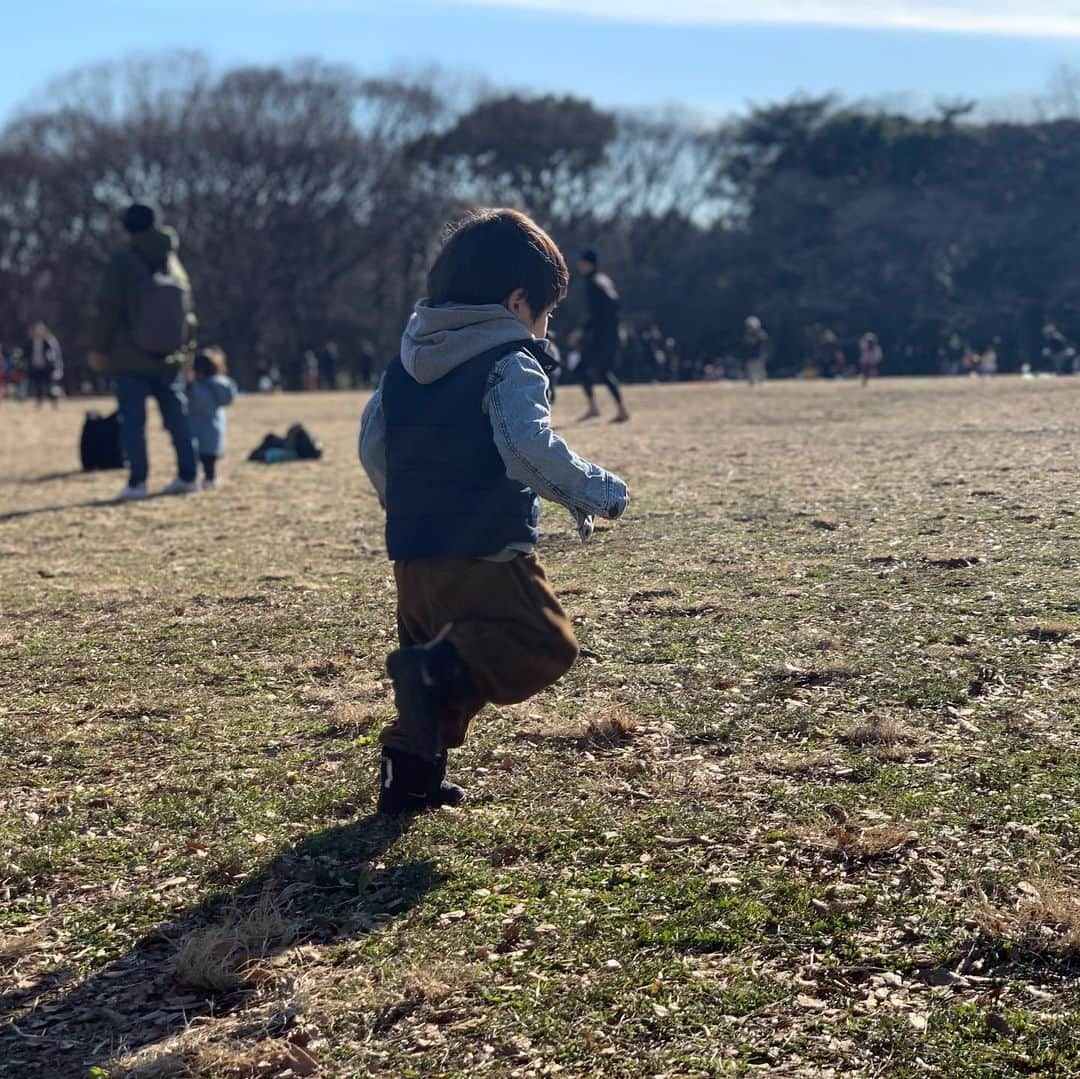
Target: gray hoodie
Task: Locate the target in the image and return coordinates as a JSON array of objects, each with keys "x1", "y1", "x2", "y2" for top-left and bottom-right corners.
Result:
[
  {"x1": 360, "y1": 303, "x2": 628, "y2": 557},
  {"x1": 400, "y1": 302, "x2": 537, "y2": 384}
]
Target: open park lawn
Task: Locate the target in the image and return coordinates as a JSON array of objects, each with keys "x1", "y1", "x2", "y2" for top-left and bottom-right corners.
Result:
[{"x1": 2, "y1": 377, "x2": 1080, "y2": 1077}]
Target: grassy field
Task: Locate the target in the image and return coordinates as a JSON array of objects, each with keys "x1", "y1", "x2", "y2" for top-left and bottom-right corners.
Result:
[{"x1": 3, "y1": 377, "x2": 1080, "y2": 1078}]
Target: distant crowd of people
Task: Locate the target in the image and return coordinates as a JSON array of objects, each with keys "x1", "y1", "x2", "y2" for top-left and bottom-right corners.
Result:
[
  {"x1": 601, "y1": 320, "x2": 1079, "y2": 387},
  {"x1": 0, "y1": 323, "x2": 64, "y2": 405},
  {"x1": 569, "y1": 317, "x2": 890, "y2": 388},
  {"x1": 540, "y1": 257, "x2": 887, "y2": 409},
  {"x1": 7, "y1": 209, "x2": 1080, "y2": 432},
  {"x1": 250, "y1": 339, "x2": 377, "y2": 395},
  {"x1": 930, "y1": 325, "x2": 1077, "y2": 380}
]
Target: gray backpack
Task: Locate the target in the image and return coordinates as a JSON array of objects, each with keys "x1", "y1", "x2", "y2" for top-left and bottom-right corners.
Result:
[{"x1": 127, "y1": 251, "x2": 190, "y2": 356}]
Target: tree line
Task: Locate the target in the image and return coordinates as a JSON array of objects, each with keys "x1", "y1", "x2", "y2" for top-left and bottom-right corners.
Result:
[{"x1": 2, "y1": 53, "x2": 1078, "y2": 390}]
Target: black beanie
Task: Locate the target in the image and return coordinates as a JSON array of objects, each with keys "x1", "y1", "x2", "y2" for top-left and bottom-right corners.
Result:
[
  {"x1": 581, "y1": 248, "x2": 598, "y2": 266},
  {"x1": 122, "y1": 203, "x2": 156, "y2": 234}
]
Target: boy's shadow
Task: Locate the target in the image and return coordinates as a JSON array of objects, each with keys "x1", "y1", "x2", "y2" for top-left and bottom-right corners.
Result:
[{"x1": 0, "y1": 812, "x2": 441, "y2": 1077}]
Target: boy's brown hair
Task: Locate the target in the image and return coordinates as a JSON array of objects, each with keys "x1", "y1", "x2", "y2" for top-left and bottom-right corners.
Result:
[{"x1": 427, "y1": 208, "x2": 569, "y2": 316}]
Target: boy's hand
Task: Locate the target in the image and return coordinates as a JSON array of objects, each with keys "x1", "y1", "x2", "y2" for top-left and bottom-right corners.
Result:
[{"x1": 572, "y1": 509, "x2": 595, "y2": 543}]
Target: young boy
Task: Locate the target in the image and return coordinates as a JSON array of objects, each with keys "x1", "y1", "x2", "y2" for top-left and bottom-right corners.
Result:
[{"x1": 360, "y1": 208, "x2": 629, "y2": 814}]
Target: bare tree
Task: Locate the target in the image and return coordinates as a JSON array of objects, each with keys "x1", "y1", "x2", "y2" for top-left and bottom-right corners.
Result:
[{"x1": 0, "y1": 55, "x2": 454, "y2": 385}]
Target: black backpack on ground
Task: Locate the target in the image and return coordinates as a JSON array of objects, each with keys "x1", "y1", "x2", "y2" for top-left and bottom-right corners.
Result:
[
  {"x1": 80, "y1": 411, "x2": 125, "y2": 471},
  {"x1": 248, "y1": 423, "x2": 324, "y2": 463},
  {"x1": 286, "y1": 423, "x2": 323, "y2": 460}
]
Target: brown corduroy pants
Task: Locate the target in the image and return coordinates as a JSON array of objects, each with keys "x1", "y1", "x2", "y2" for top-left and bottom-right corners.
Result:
[{"x1": 379, "y1": 554, "x2": 579, "y2": 752}]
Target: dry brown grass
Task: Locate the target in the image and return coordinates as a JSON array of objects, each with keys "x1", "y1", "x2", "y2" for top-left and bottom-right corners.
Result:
[
  {"x1": 977, "y1": 880, "x2": 1080, "y2": 959},
  {"x1": 526, "y1": 706, "x2": 639, "y2": 751},
  {"x1": 770, "y1": 751, "x2": 836, "y2": 775},
  {"x1": 368, "y1": 958, "x2": 478, "y2": 1035},
  {"x1": 865, "y1": 742, "x2": 919, "y2": 763},
  {"x1": 838, "y1": 716, "x2": 917, "y2": 748},
  {"x1": 8, "y1": 381, "x2": 1080, "y2": 1075},
  {"x1": 120, "y1": 1037, "x2": 319, "y2": 1079},
  {"x1": 114, "y1": 972, "x2": 314, "y2": 1078},
  {"x1": 174, "y1": 898, "x2": 298, "y2": 994},
  {"x1": 639, "y1": 599, "x2": 718, "y2": 618},
  {"x1": 806, "y1": 820, "x2": 921, "y2": 862},
  {"x1": 0, "y1": 922, "x2": 49, "y2": 961},
  {"x1": 577, "y1": 708, "x2": 638, "y2": 749}
]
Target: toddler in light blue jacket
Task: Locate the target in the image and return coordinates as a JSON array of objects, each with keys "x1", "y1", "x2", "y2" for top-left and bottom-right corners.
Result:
[{"x1": 188, "y1": 348, "x2": 237, "y2": 490}]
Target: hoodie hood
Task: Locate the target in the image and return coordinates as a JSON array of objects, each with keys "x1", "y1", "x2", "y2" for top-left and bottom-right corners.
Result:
[
  {"x1": 400, "y1": 302, "x2": 540, "y2": 385},
  {"x1": 130, "y1": 226, "x2": 179, "y2": 268}
]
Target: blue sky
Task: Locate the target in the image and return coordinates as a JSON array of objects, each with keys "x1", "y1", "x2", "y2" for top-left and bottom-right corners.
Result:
[{"x1": 3, "y1": 0, "x2": 1078, "y2": 121}]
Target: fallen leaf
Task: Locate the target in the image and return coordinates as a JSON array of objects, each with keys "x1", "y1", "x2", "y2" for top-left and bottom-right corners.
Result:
[{"x1": 286, "y1": 1044, "x2": 319, "y2": 1075}]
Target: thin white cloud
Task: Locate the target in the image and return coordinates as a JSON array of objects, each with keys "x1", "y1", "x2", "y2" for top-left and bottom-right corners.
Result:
[{"x1": 451, "y1": 0, "x2": 1080, "y2": 37}]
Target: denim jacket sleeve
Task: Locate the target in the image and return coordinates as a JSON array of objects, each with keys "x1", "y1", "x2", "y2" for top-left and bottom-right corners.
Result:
[
  {"x1": 483, "y1": 350, "x2": 628, "y2": 519},
  {"x1": 359, "y1": 378, "x2": 388, "y2": 507}
]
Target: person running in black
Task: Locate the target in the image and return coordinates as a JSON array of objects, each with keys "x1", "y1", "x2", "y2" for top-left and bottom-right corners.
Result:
[{"x1": 576, "y1": 249, "x2": 630, "y2": 423}]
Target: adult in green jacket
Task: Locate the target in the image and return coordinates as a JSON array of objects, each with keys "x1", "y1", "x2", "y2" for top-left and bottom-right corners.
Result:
[{"x1": 89, "y1": 204, "x2": 199, "y2": 501}]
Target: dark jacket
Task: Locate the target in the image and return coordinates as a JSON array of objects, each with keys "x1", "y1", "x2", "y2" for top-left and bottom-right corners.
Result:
[
  {"x1": 25, "y1": 335, "x2": 63, "y2": 378},
  {"x1": 382, "y1": 342, "x2": 541, "y2": 560},
  {"x1": 361, "y1": 302, "x2": 630, "y2": 561},
  {"x1": 91, "y1": 227, "x2": 197, "y2": 376},
  {"x1": 584, "y1": 271, "x2": 620, "y2": 340}
]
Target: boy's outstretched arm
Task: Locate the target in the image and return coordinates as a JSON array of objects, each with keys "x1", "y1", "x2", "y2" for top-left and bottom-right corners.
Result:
[
  {"x1": 359, "y1": 380, "x2": 388, "y2": 508},
  {"x1": 484, "y1": 351, "x2": 628, "y2": 520}
]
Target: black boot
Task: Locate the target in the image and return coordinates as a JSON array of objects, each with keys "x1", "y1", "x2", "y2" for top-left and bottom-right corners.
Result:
[
  {"x1": 385, "y1": 637, "x2": 472, "y2": 762},
  {"x1": 433, "y1": 752, "x2": 466, "y2": 807},
  {"x1": 377, "y1": 748, "x2": 467, "y2": 815}
]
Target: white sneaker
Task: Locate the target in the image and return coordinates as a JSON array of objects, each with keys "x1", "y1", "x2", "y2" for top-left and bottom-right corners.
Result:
[
  {"x1": 160, "y1": 477, "x2": 199, "y2": 496},
  {"x1": 200, "y1": 478, "x2": 218, "y2": 492},
  {"x1": 116, "y1": 483, "x2": 149, "y2": 502}
]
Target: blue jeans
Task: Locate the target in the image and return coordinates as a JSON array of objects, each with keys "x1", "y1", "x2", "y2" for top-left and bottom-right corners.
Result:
[{"x1": 115, "y1": 372, "x2": 197, "y2": 486}]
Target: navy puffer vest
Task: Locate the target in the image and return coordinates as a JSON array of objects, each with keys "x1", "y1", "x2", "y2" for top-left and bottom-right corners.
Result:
[{"x1": 383, "y1": 341, "x2": 542, "y2": 560}]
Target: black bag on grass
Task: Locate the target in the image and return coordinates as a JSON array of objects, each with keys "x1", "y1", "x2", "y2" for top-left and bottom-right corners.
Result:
[
  {"x1": 248, "y1": 432, "x2": 289, "y2": 462},
  {"x1": 80, "y1": 410, "x2": 125, "y2": 471},
  {"x1": 286, "y1": 423, "x2": 323, "y2": 460},
  {"x1": 248, "y1": 423, "x2": 324, "y2": 463}
]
